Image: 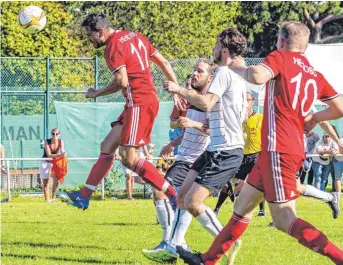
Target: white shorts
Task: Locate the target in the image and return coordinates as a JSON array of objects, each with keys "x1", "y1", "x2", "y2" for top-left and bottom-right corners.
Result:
[
  {"x1": 121, "y1": 164, "x2": 138, "y2": 177},
  {"x1": 40, "y1": 161, "x2": 52, "y2": 180}
]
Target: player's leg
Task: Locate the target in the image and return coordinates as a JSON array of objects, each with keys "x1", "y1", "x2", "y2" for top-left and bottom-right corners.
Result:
[
  {"x1": 143, "y1": 163, "x2": 194, "y2": 263},
  {"x1": 268, "y1": 152, "x2": 343, "y2": 263},
  {"x1": 269, "y1": 200, "x2": 343, "y2": 263},
  {"x1": 120, "y1": 104, "x2": 176, "y2": 198},
  {"x1": 213, "y1": 184, "x2": 229, "y2": 215},
  {"x1": 180, "y1": 183, "x2": 263, "y2": 265},
  {"x1": 58, "y1": 123, "x2": 121, "y2": 209},
  {"x1": 120, "y1": 145, "x2": 176, "y2": 198},
  {"x1": 42, "y1": 179, "x2": 49, "y2": 202}
]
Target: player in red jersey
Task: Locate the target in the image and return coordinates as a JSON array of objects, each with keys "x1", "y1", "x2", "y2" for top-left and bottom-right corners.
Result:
[
  {"x1": 178, "y1": 22, "x2": 343, "y2": 265},
  {"x1": 59, "y1": 13, "x2": 184, "y2": 210}
]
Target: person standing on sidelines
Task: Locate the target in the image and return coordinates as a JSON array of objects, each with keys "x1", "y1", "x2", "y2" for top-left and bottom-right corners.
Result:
[
  {"x1": 158, "y1": 28, "x2": 248, "y2": 264},
  {"x1": 59, "y1": 13, "x2": 184, "y2": 209},
  {"x1": 142, "y1": 59, "x2": 216, "y2": 262},
  {"x1": 213, "y1": 91, "x2": 265, "y2": 217},
  {"x1": 178, "y1": 21, "x2": 343, "y2": 265},
  {"x1": 40, "y1": 128, "x2": 66, "y2": 202}
]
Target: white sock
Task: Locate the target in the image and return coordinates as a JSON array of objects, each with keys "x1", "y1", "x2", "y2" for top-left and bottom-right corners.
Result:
[
  {"x1": 303, "y1": 185, "x2": 333, "y2": 202},
  {"x1": 169, "y1": 209, "x2": 193, "y2": 248},
  {"x1": 155, "y1": 199, "x2": 175, "y2": 242},
  {"x1": 196, "y1": 206, "x2": 223, "y2": 237},
  {"x1": 85, "y1": 184, "x2": 96, "y2": 191}
]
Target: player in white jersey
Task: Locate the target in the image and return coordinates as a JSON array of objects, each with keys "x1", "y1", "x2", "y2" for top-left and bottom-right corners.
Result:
[
  {"x1": 159, "y1": 28, "x2": 248, "y2": 264},
  {"x1": 142, "y1": 59, "x2": 216, "y2": 262}
]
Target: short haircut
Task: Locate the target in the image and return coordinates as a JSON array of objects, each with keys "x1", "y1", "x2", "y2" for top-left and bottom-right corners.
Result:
[
  {"x1": 247, "y1": 91, "x2": 254, "y2": 100},
  {"x1": 279, "y1": 21, "x2": 310, "y2": 50},
  {"x1": 218, "y1": 28, "x2": 247, "y2": 57},
  {"x1": 51, "y1": 128, "x2": 60, "y2": 133},
  {"x1": 197, "y1": 59, "x2": 218, "y2": 76},
  {"x1": 81, "y1": 13, "x2": 111, "y2": 32}
]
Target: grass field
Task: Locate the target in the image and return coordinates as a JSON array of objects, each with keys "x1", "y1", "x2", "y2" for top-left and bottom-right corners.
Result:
[{"x1": 1, "y1": 194, "x2": 342, "y2": 265}]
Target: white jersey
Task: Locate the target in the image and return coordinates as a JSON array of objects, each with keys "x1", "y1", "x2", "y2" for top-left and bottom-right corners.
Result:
[
  {"x1": 176, "y1": 106, "x2": 210, "y2": 163},
  {"x1": 206, "y1": 66, "x2": 247, "y2": 152}
]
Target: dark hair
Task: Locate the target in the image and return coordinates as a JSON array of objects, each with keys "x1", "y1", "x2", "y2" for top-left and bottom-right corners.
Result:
[
  {"x1": 81, "y1": 13, "x2": 111, "y2": 32},
  {"x1": 218, "y1": 28, "x2": 247, "y2": 57}
]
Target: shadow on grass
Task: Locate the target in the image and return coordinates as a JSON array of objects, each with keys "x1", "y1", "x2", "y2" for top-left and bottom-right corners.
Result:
[
  {"x1": 2, "y1": 241, "x2": 107, "y2": 250},
  {"x1": 1, "y1": 253, "x2": 137, "y2": 264}
]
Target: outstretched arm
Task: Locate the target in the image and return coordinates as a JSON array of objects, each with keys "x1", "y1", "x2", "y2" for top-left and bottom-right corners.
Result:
[
  {"x1": 151, "y1": 52, "x2": 187, "y2": 111},
  {"x1": 163, "y1": 82, "x2": 219, "y2": 112},
  {"x1": 85, "y1": 67, "x2": 128, "y2": 98}
]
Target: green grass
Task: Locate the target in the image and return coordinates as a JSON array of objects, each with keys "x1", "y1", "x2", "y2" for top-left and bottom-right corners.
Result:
[{"x1": 1, "y1": 195, "x2": 342, "y2": 265}]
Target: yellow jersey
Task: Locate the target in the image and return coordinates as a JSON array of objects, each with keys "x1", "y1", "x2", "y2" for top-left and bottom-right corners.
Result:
[{"x1": 243, "y1": 112, "x2": 263, "y2": 154}]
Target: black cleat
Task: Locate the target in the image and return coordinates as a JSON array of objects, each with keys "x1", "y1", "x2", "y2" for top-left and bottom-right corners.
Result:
[
  {"x1": 176, "y1": 246, "x2": 204, "y2": 265},
  {"x1": 328, "y1": 192, "x2": 340, "y2": 219}
]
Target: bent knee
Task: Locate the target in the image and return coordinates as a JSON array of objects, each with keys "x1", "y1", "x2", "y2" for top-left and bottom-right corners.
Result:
[{"x1": 185, "y1": 201, "x2": 202, "y2": 217}]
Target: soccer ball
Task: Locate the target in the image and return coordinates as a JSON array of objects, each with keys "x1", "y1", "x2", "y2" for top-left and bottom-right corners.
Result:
[{"x1": 18, "y1": 6, "x2": 47, "y2": 33}]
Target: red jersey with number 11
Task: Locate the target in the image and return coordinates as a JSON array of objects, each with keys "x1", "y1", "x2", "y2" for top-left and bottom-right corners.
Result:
[
  {"x1": 260, "y1": 50, "x2": 338, "y2": 158},
  {"x1": 104, "y1": 30, "x2": 159, "y2": 107}
]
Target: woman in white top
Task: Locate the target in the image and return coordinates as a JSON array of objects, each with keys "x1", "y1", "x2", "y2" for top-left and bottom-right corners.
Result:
[{"x1": 312, "y1": 134, "x2": 334, "y2": 191}]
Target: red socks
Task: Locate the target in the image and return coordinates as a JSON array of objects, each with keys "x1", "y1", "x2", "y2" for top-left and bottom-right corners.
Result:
[
  {"x1": 134, "y1": 158, "x2": 176, "y2": 197},
  {"x1": 80, "y1": 153, "x2": 114, "y2": 197},
  {"x1": 289, "y1": 218, "x2": 343, "y2": 264},
  {"x1": 201, "y1": 212, "x2": 250, "y2": 265}
]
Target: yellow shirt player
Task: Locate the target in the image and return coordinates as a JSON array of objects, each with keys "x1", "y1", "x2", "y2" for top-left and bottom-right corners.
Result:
[{"x1": 243, "y1": 111, "x2": 263, "y2": 155}]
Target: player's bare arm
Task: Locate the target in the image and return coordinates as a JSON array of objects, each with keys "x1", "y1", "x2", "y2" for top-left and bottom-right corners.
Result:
[
  {"x1": 232, "y1": 64, "x2": 273, "y2": 85},
  {"x1": 85, "y1": 67, "x2": 128, "y2": 98},
  {"x1": 163, "y1": 81, "x2": 219, "y2": 112},
  {"x1": 151, "y1": 52, "x2": 187, "y2": 111},
  {"x1": 304, "y1": 95, "x2": 343, "y2": 133},
  {"x1": 318, "y1": 121, "x2": 343, "y2": 150},
  {"x1": 160, "y1": 135, "x2": 184, "y2": 160},
  {"x1": 178, "y1": 117, "x2": 210, "y2": 135}
]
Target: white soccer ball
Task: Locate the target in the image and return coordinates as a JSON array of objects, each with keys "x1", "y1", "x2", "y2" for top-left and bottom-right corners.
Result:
[{"x1": 18, "y1": 6, "x2": 47, "y2": 34}]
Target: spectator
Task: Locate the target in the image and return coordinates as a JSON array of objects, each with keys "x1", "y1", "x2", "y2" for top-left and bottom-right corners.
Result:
[
  {"x1": 40, "y1": 128, "x2": 66, "y2": 202},
  {"x1": 331, "y1": 128, "x2": 343, "y2": 197},
  {"x1": 0, "y1": 144, "x2": 6, "y2": 174},
  {"x1": 312, "y1": 133, "x2": 334, "y2": 191},
  {"x1": 300, "y1": 131, "x2": 320, "y2": 185}
]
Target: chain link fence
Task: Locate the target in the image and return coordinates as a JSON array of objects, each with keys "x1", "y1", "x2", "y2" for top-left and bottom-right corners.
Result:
[{"x1": 0, "y1": 56, "x2": 263, "y2": 191}]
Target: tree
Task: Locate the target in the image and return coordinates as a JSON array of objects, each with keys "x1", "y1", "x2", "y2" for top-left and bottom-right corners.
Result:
[
  {"x1": 303, "y1": 1, "x2": 343, "y2": 44},
  {"x1": 236, "y1": 2, "x2": 343, "y2": 57},
  {"x1": 1, "y1": 1, "x2": 84, "y2": 57}
]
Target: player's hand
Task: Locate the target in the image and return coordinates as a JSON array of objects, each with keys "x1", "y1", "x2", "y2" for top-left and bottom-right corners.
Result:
[
  {"x1": 164, "y1": 81, "x2": 180, "y2": 93},
  {"x1": 172, "y1": 94, "x2": 187, "y2": 111},
  {"x1": 304, "y1": 114, "x2": 317, "y2": 135},
  {"x1": 178, "y1": 117, "x2": 194, "y2": 129},
  {"x1": 62, "y1": 152, "x2": 67, "y2": 157},
  {"x1": 160, "y1": 143, "x2": 174, "y2": 160},
  {"x1": 85, "y1": 88, "x2": 98, "y2": 98}
]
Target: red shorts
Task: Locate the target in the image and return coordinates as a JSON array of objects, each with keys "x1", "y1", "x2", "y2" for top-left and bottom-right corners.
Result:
[
  {"x1": 112, "y1": 102, "x2": 159, "y2": 147},
  {"x1": 247, "y1": 151, "x2": 303, "y2": 203}
]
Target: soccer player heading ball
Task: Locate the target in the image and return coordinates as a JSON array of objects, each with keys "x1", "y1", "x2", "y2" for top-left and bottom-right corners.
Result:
[{"x1": 59, "y1": 13, "x2": 184, "y2": 209}]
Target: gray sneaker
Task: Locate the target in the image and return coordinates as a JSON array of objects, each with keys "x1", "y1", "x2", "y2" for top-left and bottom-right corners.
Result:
[{"x1": 328, "y1": 192, "x2": 340, "y2": 219}]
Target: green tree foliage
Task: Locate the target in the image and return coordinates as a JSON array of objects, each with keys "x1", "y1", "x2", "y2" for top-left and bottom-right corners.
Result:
[
  {"x1": 1, "y1": 1, "x2": 83, "y2": 57},
  {"x1": 236, "y1": 1, "x2": 343, "y2": 57},
  {"x1": 64, "y1": 1, "x2": 241, "y2": 59}
]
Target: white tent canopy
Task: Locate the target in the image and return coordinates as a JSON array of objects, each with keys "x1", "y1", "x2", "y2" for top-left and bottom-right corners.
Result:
[{"x1": 247, "y1": 43, "x2": 343, "y2": 107}]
